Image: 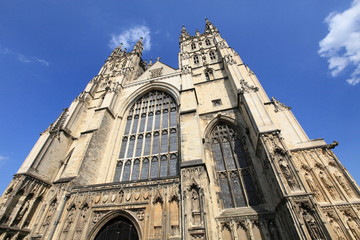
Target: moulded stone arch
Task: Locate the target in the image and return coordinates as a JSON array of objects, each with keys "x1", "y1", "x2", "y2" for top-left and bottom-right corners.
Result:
[
  {"x1": 203, "y1": 114, "x2": 247, "y2": 140},
  {"x1": 88, "y1": 210, "x2": 142, "y2": 240},
  {"x1": 117, "y1": 81, "x2": 180, "y2": 118}
]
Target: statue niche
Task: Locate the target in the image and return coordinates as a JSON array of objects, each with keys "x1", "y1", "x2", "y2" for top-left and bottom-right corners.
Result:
[{"x1": 188, "y1": 184, "x2": 202, "y2": 226}]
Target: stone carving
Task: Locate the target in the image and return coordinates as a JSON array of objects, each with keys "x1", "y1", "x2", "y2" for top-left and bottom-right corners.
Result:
[
  {"x1": 63, "y1": 205, "x2": 76, "y2": 232},
  {"x1": 334, "y1": 169, "x2": 353, "y2": 197},
  {"x1": 149, "y1": 67, "x2": 163, "y2": 78},
  {"x1": 239, "y1": 79, "x2": 259, "y2": 94},
  {"x1": 318, "y1": 171, "x2": 342, "y2": 200},
  {"x1": 298, "y1": 203, "x2": 326, "y2": 240},
  {"x1": 49, "y1": 108, "x2": 69, "y2": 135},
  {"x1": 75, "y1": 91, "x2": 87, "y2": 102},
  {"x1": 92, "y1": 212, "x2": 105, "y2": 225},
  {"x1": 304, "y1": 171, "x2": 325, "y2": 202},
  {"x1": 326, "y1": 213, "x2": 345, "y2": 240},
  {"x1": 223, "y1": 54, "x2": 237, "y2": 65},
  {"x1": 134, "y1": 209, "x2": 145, "y2": 221},
  {"x1": 217, "y1": 40, "x2": 226, "y2": 49},
  {"x1": 43, "y1": 198, "x2": 57, "y2": 227},
  {"x1": 278, "y1": 157, "x2": 298, "y2": 190},
  {"x1": 181, "y1": 65, "x2": 191, "y2": 75},
  {"x1": 78, "y1": 203, "x2": 89, "y2": 228},
  {"x1": 270, "y1": 97, "x2": 291, "y2": 112},
  {"x1": 344, "y1": 212, "x2": 360, "y2": 239}
]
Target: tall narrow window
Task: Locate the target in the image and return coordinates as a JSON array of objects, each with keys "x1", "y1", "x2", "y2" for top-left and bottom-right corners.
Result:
[
  {"x1": 194, "y1": 55, "x2": 199, "y2": 64},
  {"x1": 204, "y1": 69, "x2": 214, "y2": 81},
  {"x1": 210, "y1": 122, "x2": 260, "y2": 208},
  {"x1": 191, "y1": 42, "x2": 196, "y2": 50},
  {"x1": 114, "y1": 90, "x2": 179, "y2": 182},
  {"x1": 209, "y1": 51, "x2": 216, "y2": 60}
]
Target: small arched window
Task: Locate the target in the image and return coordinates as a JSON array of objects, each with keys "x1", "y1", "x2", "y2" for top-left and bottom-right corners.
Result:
[
  {"x1": 114, "y1": 90, "x2": 179, "y2": 182},
  {"x1": 205, "y1": 39, "x2": 211, "y2": 46},
  {"x1": 193, "y1": 55, "x2": 199, "y2": 64},
  {"x1": 204, "y1": 69, "x2": 214, "y2": 81},
  {"x1": 210, "y1": 122, "x2": 260, "y2": 208},
  {"x1": 209, "y1": 51, "x2": 216, "y2": 60},
  {"x1": 191, "y1": 42, "x2": 196, "y2": 50}
]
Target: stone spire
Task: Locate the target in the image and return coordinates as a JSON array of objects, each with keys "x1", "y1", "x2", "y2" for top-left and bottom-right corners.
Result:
[
  {"x1": 132, "y1": 37, "x2": 143, "y2": 55},
  {"x1": 205, "y1": 18, "x2": 218, "y2": 33},
  {"x1": 180, "y1": 25, "x2": 190, "y2": 42}
]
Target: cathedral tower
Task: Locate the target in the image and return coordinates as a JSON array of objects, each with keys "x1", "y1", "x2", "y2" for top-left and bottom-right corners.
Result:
[{"x1": 1, "y1": 20, "x2": 359, "y2": 240}]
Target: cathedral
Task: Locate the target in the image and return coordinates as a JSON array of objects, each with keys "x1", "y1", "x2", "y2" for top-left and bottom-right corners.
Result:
[{"x1": 1, "y1": 19, "x2": 360, "y2": 240}]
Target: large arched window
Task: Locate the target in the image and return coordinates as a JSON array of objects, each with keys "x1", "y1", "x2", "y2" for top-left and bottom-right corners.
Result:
[
  {"x1": 210, "y1": 122, "x2": 260, "y2": 208},
  {"x1": 114, "y1": 90, "x2": 178, "y2": 182}
]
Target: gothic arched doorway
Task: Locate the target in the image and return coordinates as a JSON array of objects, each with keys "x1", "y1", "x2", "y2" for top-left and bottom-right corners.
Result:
[{"x1": 94, "y1": 216, "x2": 139, "y2": 240}]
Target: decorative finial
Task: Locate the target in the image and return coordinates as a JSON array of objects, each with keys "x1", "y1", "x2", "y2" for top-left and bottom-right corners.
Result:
[{"x1": 156, "y1": 57, "x2": 161, "y2": 62}]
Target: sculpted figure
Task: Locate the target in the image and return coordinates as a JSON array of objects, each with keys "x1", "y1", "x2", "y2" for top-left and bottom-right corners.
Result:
[
  {"x1": 319, "y1": 171, "x2": 341, "y2": 200},
  {"x1": 43, "y1": 200, "x2": 57, "y2": 227},
  {"x1": 327, "y1": 214, "x2": 345, "y2": 240},
  {"x1": 191, "y1": 189, "x2": 200, "y2": 212},
  {"x1": 278, "y1": 158, "x2": 297, "y2": 190},
  {"x1": 334, "y1": 170, "x2": 353, "y2": 196},
  {"x1": 304, "y1": 173, "x2": 324, "y2": 202},
  {"x1": 346, "y1": 217, "x2": 360, "y2": 240}
]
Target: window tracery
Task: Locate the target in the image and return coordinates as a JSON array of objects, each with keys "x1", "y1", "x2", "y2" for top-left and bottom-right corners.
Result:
[
  {"x1": 210, "y1": 122, "x2": 260, "y2": 208},
  {"x1": 114, "y1": 90, "x2": 178, "y2": 182},
  {"x1": 209, "y1": 51, "x2": 216, "y2": 60},
  {"x1": 191, "y1": 42, "x2": 196, "y2": 50},
  {"x1": 193, "y1": 55, "x2": 199, "y2": 64},
  {"x1": 204, "y1": 69, "x2": 214, "y2": 81}
]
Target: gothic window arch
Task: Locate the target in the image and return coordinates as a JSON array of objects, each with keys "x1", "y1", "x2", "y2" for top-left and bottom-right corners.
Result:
[
  {"x1": 204, "y1": 68, "x2": 214, "y2": 81},
  {"x1": 210, "y1": 122, "x2": 260, "y2": 208},
  {"x1": 114, "y1": 90, "x2": 179, "y2": 182},
  {"x1": 209, "y1": 51, "x2": 216, "y2": 60},
  {"x1": 205, "y1": 39, "x2": 211, "y2": 46},
  {"x1": 193, "y1": 55, "x2": 199, "y2": 64},
  {"x1": 191, "y1": 42, "x2": 196, "y2": 50}
]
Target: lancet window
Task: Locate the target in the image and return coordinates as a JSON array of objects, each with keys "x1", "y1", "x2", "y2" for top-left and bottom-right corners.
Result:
[
  {"x1": 210, "y1": 122, "x2": 260, "y2": 208},
  {"x1": 209, "y1": 51, "x2": 216, "y2": 60},
  {"x1": 204, "y1": 69, "x2": 214, "y2": 81},
  {"x1": 191, "y1": 42, "x2": 196, "y2": 50},
  {"x1": 114, "y1": 90, "x2": 179, "y2": 182},
  {"x1": 193, "y1": 55, "x2": 199, "y2": 64}
]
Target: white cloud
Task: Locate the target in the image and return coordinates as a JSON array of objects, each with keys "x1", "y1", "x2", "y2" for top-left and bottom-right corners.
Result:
[
  {"x1": 0, "y1": 44, "x2": 49, "y2": 66},
  {"x1": 18, "y1": 54, "x2": 49, "y2": 66},
  {"x1": 109, "y1": 25, "x2": 151, "y2": 52},
  {"x1": 318, "y1": 0, "x2": 360, "y2": 85}
]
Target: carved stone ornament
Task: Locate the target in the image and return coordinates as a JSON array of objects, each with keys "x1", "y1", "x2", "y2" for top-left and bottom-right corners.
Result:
[
  {"x1": 298, "y1": 203, "x2": 326, "y2": 240},
  {"x1": 223, "y1": 54, "x2": 237, "y2": 65},
  {"x1": 271, "y1": 97, "x2": 291, "y2": 112},
  {"x1": 181, "y1": 65, "x2": 191, "y2": 75},
  {"x1": 149, "y1": 67, "x2": 163, "y2": 78},
  {"x1": 239, "y1": 79, "x2": 259, "y2": 94}
]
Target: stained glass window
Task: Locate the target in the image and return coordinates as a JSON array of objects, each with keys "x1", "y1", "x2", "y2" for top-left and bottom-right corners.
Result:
[
  {"x1": 114, "y1": 90, "x2": 179, "y2": 182},
  {"x1": 210, "y1": 122, "x2": 260, "y2": 208}
]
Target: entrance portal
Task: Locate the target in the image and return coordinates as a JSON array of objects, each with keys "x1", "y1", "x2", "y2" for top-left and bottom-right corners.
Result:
[{"x1": 94, "y1": 216, "x2": 139, "y2": 240}]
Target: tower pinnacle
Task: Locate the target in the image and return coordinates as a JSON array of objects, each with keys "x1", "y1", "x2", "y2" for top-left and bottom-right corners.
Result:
[
  {"x1": 180, "y1": 26, "x2": 190, "y2": 42},
  {"x1": 132, "y1": 37, "x2": 143, "y2": 56},
  {"x1": 205, "y1": 18, "x2": 218, "y2": 33}
]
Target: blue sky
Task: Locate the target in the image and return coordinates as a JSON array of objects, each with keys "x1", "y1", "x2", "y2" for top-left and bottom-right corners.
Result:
[{"x1": 0, "y1": 0, "x2": 359, "y2": 193}]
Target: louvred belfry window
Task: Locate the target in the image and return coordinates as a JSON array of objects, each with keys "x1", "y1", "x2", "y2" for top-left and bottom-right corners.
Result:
[
  {"x1": 210, "y1": 122, "x2": 260, "y2": 208},
  {"x1": 114, "y1": 90, "x2": 179, "y2": 182}
]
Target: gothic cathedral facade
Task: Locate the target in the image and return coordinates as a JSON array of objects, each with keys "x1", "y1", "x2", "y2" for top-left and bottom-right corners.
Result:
[{"x1": 1, "y1": 19, "x2": 360, "y2": 240}]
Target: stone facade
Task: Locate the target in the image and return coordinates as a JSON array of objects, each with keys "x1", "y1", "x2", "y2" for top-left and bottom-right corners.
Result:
[{"x1": 1, "y1": 19, "x2": 360, "y2": 240}]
